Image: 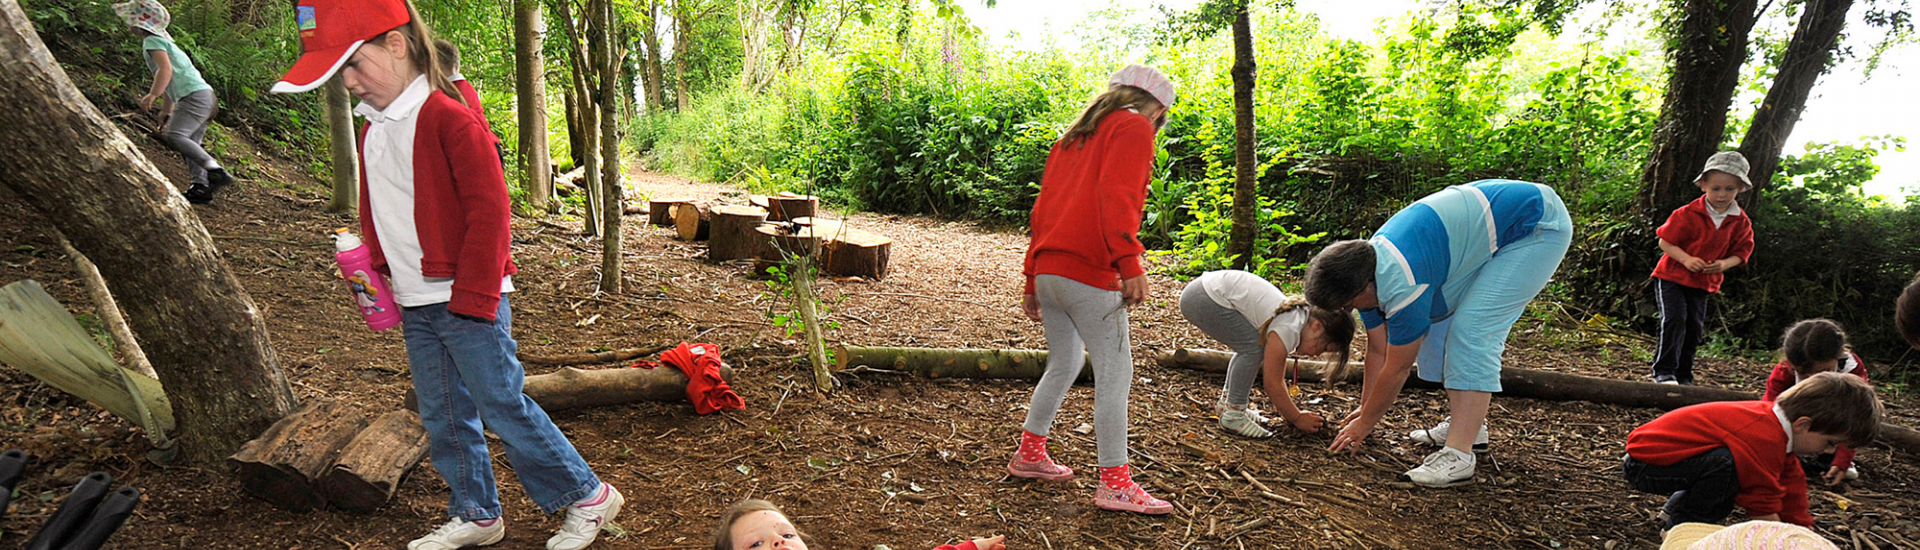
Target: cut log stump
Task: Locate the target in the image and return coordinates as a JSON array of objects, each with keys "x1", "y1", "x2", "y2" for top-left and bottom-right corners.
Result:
[
  {"x1": 836, "y1": 345, "x2": 1091, "y2": 383},
  {"x1": 766, "y1": 193, "x2": 818, "y2": 222},
  {"x1": 228, "y1": 400, "x2": 368, "y2": 512},
  {"x1": 317, "y1": 410, "x2": 430, "y2": 513},
  {"x1": 674, "y1": 202, "x2": 712, "y2": 241},
  {"x1": 648, "y1": 198, "x2": 690, "y2": 226},
  {"x1": 709, "y1": 205, "x2": 770, "y2": 262},
  {"x1": 822, "y1": 228, "x2": 892, "y2": 280}
]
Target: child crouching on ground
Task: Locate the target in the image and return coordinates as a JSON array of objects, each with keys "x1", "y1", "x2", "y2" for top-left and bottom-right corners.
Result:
[
  {"x1": 1623, "y1": 372, "x2": 1881, "y2": 529},
  {"x1": 1178, "y1": 269, "x2": 1354, "y2": 438},
  {"x1": 713, "y1": 499, "x2": 1005, "y2": 550},
  {"x1": 1763, "y1": 319, "x2": 1870, "y2": 486}
]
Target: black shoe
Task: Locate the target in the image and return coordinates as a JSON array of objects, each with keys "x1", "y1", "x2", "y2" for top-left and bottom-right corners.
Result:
[
  {"x1": 206, "y1": 167, "x2": 233, "y2": 193},
  {"x1": 183, "y1": 184, "x2": 213, "y2": 205}
]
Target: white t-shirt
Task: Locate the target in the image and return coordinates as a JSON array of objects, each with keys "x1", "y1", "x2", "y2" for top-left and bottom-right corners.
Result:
[
  {"x1": 357, "y1": 76, "x2": 512, "y2": 307},
  {"x1": 1197, "y1": 270, "x2": 1306, "y2": 353}
]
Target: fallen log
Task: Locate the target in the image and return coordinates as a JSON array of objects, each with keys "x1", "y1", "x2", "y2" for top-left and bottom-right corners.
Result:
[
  {"x1": 317, "y1": 410, "x2": 430, "y2": 513},
  {"x1": 403, "y1": 364, "x2": 735, "y2": 413},
  {"x1": 228, "y1": 400, "x2": 368, "y2": 512},
  {"x1": 622, "y1": 202, "x2": 646, "y2": 215},
  {"x1": 648, "y1": 197, "x2": 690, "y2": 226},
  {"x1": 836, "y1": 345, "x2": 1091, "y2": 383},
  {"x1": 709, "y1": 205, "x2": 770, "y2": 262},
  {"x1": 520, "y1": 344, "x2": 673, "y2": 366},
  {"x1": 1156, "y1": 347, "x2": 1920, "y2": 457},
  {"x1": 674, "y1": 202, "x2": 712, "y2": 241}
]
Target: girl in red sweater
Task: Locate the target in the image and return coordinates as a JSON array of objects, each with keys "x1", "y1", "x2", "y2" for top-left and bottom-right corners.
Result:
[
  {"x1": 1008, "y1": 65, "x2": 1175, "y2": 515},
  {"x1": 271, "y1": 1, "x2": 618, "y2": 549},
  {"x1": 1763, "y1": 319, "x2": 1869, "y2": 486}
]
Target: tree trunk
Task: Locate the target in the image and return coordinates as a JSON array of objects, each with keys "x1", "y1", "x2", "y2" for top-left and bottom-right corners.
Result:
[
  {"x1": 571, "y1": 7, "x2": 603, "y2": 238},
  {"x1": 1737, "y1": 0, "x2": 1854, "y2": 207},
  {"x1": 562, "y1": 69, "x2": 584, "y2": 170},
  {"x1": 1638, "y1": 0, "x2": 1760, "y2": 216},
  {"x1": 642, "y1": 0, "x2": 666, "y2": 111},
  {"x1": 674, "y1": 0, "x2": 692, "y2": 112},
  {"x1": 674, "y1": 202, "x2": 712, "y2": 241},
  {"x1": 228, "y1": 400, "x2": 367, "y2": 512},
  {"x1": 1226, "y1": 2, "x2": 1258, "y2": 271},
  {"x1": 793, "y1": 264, "x2": 835, "y2": 391},
  {"x1": 57, "y1": 235, "x2": 154, "y2": 379},
  {"x1": 766, "y1": 193, "x2": 818, "y2": 222},
  {"x1": 324, "y1": 75, "x2": 358, "y2": 215},
  {"x1": 648, "y1": 197, "x2": 691, "y2": 226},
  {"x1": 594, "y1": 0, "x2": 624, "y2": 293},
  {"x1": 515, "y1": 0, "x2": 554, "y2": 211},
  {"x1": 820, "y1": 227, "x2": 891, "y2": 280},
  {"x1": 835, "y1": 345, "x2": 1093, "y2": 383},
  {"x1": 709, "y1": 205, "x2": 770, "y2": 262},
  {"x1": 317, "y1": 410, "x2": 430, "y2": 513},
  {"x1": 0, "y1": 1, "x2": 297, "y2": 464}
]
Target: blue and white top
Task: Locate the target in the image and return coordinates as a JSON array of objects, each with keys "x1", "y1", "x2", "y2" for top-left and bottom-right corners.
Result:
[{"x1": 1358, "y1": 180, "x2": 1559, "y2": 345}]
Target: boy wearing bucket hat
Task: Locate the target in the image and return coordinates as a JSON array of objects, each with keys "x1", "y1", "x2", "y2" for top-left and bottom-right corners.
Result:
[
  {"x1": 116, "y1": 0, "x2": 234, "y2": 204},
  {"x1": 271, "y1": 1, "x2": 618, "y2": 549},
  {"x1": 1649, "y1": 151, "x2": 1755, "y2": 385}
]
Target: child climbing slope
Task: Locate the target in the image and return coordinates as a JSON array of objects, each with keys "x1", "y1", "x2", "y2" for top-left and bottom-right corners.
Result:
[
  {"x1": 1009, "y1": 64, "x2": 1175, "y2": 515},
  {"x1": 1179, "y1": 269, "x2": 1353, "y2": 438},
  {"x1": 116, "y1": 0, "x2": 233, "y2": 204},
  {"x1": 270, "y1": 1, "x2": 619, "y2": 548}
]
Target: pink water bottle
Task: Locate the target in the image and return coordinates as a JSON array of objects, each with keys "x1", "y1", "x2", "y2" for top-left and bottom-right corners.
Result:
[{"x1": 332, "y1": 228, "x2": 401, "y2": 331}]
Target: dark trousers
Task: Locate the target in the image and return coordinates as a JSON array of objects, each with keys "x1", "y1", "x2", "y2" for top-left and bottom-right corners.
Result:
[
  {"x1": 1623, "y1": 448, "x2": 1739, "y2": 529},
  {"x1": 1651, "y1": 278, "x2": 1708, "y2": 383}
]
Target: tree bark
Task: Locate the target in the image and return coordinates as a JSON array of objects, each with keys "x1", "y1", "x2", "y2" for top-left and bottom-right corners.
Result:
[
  {"x1": 835, "y1": 345, "x2": 1093, "y2": 383},
  {"x1": 316, "y1": 410, "x2": 430, "y2": 513},
  {"x1": 642, "y1": 0, "x2": 666, "y2": 111},
  {"x1": 793, "y1": 264, "x2": 835, "y2": 391},
  {"x1": 521, "y1": 343, "x2": 673, "y2": 366},
  {"x1": 594, "y1": 0, "x2": 624, "y2": 293},
  {"x1": 228, "y1": 400, "x2": 367, "y2": 512},
  {"x1": 709, "y1": 205, "x2": 770, "y2": 262},
  {"x1": 522, "y1": 365, "x2": 735, "y2": 411},
  {"x1": 568, "y1": 2, "x2": 603, "y2": 238},
  {"x1": 515, "y1": 0, "x2": 554, "y2": 211},
  {"x1": 1737, "y1": 0, "x2": 1855, "y2": 207},
  {"x1": 57, "y1": 235, "x2": 154, "y2": 379},
  {"x1": 0, "y1": 1, "x2": 297, "y2": 464},
  {"x1": 820, "y1": 227, "x2": 891, "y2": 280},
  {"x1": 323, "y1": 75, "x2": 358, "y2": 215},
  {"x1": 766, "y1": 193, "x2": 818, "y2": 222},
  {"x1": 1226, "y1": 2, "x2": 1258, "y2": 270},
  {"x1": 1638, "y1": 0, "x2": 1760, "y2": 217},
  {"x1": 674, "y1": 0, "x2": 692, "y2": 112}
]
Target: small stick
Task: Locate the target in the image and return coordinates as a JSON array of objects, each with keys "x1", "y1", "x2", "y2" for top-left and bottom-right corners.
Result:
[{"x1": 1239, "y1": 470, "x2": 1274, "y2": 494}]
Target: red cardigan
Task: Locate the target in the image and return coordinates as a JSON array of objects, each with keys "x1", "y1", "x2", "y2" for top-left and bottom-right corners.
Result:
[
  {"x1": 452, "y1": 79, "x2": 493, "y2": 135},
  {"x1": 357, "y1": 90, "x2": 517, "y2": 320},
  {"x1": 1651, "y1": 196, "x2": 1754, "y2": 292},
  {"x1": 1762, "y1": 353, "x2": 1868, "y2": 471},
  {"x1": 1626, "y1": 401, "x2": 1812, "y2": 526},
  {"x1": 1022, "y1": 111, "x2": 1154, "y2": 295}
]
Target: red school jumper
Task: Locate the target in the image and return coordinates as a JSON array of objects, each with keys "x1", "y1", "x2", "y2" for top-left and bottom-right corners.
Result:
[
  {"x1": 1763, "y1": 353, "x2": 1869, "y2": 471},
  {"x1": 1626, "y1": 401, "x2": 1812, "y2": 526},
  {"x1": 1650, "y1": 196, "x2": 1754, "y2": 292},
  {"x1": 356, "y1": 90, "x2": 516, "y2": 320},
  {"x1": 1021, "y1": 110, "x2": 1155, "y2": 295}
]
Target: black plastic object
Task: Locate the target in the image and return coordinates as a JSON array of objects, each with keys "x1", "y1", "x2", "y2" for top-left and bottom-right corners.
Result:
[
  {"x1": 23, "y1": 471, "x2": 113, "y2": 550},
  {"x1": 57, "y1": 486, "x2": 142, "y2": 550},
  {"x1": 0, "y1": 449, "x2": 26, "y2": 521}
]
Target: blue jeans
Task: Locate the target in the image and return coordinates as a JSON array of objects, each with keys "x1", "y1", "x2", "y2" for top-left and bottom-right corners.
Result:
[{"x1": 402, "y1": 296, "x2": 599, "y2": 520}]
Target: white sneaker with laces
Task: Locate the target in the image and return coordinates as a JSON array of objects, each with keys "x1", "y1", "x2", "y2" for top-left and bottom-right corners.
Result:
[
  {"x1": 1408, "y1": 418, "x2": 1490, "y2": 454},
  {"x1": 548, "y1": 483, "x2": 624, "y2": 550},
  {"x1": 1214, "y1": 396, "x2": 1270, "y2": 424},
  {"x1": 1218, "y1": 409, "x2": 1274, "y2": 439},
  {"x1": 409, "y1": 518, "x2": 505, "y2": 550},
  {"x1": 1403, "y1": 448, "x2": 1476, "y2": 488},
  {"x1": 1845, "y1": 466, "x2": 1859, "y2": 480}
]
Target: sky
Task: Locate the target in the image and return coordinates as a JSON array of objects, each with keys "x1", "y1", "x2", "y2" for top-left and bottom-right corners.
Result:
[{"x1": 964, "y1": 0, "x2": 1919, "y2": 198}]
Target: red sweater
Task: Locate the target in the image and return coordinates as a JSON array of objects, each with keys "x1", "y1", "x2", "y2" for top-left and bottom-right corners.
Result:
[
  {"x1": 1626, "y1": 401, "x2": 1812, "y2": 526},
  {"x1": 933, "y1": 542, "x2": 980, "y2": 550},
  {"x1": 357, "y1": 90, "x2": 518, "y2": 320},
  {"x1": 1651, "y1": 196, "x2": 1754, "y2": 292},
  {"x1": 1022, "y1": 111, "x2": 1155, "y2": 295},
  {"x1": 452, "y1": 79, "x2": 494, "y2": 135},
  {"x1": 1762, "y1": 353, "x2": 1868, "y2": 471}
]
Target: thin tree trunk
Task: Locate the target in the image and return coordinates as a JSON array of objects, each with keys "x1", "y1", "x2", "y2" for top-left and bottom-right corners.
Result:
[
  {"x1": 515, "y1": 0, "x2": 554, "y2": 211},
  {"x1": 57, "y1": 235, "x2": 154, "y2": 379},
  {"x1": 1737, "y1": 0, "x2": 1854, "y2": 208},
  {"x1": 1226, "y1": 2, "x2": 1258, "y2": 270},
  {"x1": 642, "y1": 0, "x2": 665, "y2": 110},
  {"x1": 324, "y1": 75, "x2": 358, "y2": 215},
  {"x1": 564, "y1": 1, "x2": 602, "y2": 236},
  {"x1": 1637, "y1": 0, "x2": 1760, "y2": 217},
  {"x1": 562, "y1": 71, "x2": 583, "y2": 169},
  {"x1": 674, "y1": 1, "x2": 691, "y2": 112},
  {"x1": 0, "y1": 0, "x2": 296, "y2": 463},
  {"x1": 595, "y1": 0, "x2": 624, "y2": 293}
]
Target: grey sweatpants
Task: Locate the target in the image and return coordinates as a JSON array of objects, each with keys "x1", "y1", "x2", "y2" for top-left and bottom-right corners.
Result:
[
  {"x1": 1022, "y1": 274, "x2": 1134, "y2": 467},
  {"x1": 1179, "y1": 280, "x2": 1265, "y2": 408},
  {"x1": 162, "y1": 89, "x2": 216, "y2": 186}
]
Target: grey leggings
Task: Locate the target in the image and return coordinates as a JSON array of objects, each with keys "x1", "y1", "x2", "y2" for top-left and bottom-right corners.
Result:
[
  {"x1": 1178, "y1": 280, "x2": 1266, "y2": 408},
  {"x1": 1022, "y1": 274, "x2": 1134, "y2": 467},
  {"x1": 162, "y1": 89, "x2": 216, "y2": 186}
]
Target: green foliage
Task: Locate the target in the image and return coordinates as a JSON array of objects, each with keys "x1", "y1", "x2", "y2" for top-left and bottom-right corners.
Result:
[{"x1": 1777, "y1": 136, "x2": 1908, "y2": 200}]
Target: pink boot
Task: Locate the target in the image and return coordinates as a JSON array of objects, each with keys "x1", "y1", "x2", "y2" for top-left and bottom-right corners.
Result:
[
  {"x1": 1007, "y1": 430, "x2": 1074, "y2": 481},
  {"x1": 1094, "y1": 465, "x2": 1173, "y2": 515}
]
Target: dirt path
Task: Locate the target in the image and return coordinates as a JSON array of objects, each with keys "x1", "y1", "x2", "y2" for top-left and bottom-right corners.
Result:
[{"x1": 3, "y1": 156, "x2": 1918, "y2": 549}]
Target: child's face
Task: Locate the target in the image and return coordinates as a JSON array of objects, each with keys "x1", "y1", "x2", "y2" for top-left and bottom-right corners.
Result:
[
  {"x1": 729, "y1": 510, "x2": 807, "y2": 550},
  {"x1": 1294, "y1": 319, "x2": 1331, "y2": 356},
  {"x1": 1696, "y1": 172, "x2": 1744, "y2": 211},
  {"x1": 1802, "y1": 357, "x2": 1840, "y2": 375},
  {"x1": 1788, "y1": 417, "x2": 1846, "y2": 456},
  {"x1": 340, "y1": 33, "x2": 414, "y2": 111}
]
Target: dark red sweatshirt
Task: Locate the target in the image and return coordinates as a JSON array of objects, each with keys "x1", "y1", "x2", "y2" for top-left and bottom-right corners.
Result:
[
  {"x1": 1626, "y1": 400, "x2": 1812, "y2": 526},
  {"x1": 1651, "y1": 196, "x2": 1754, "y2": 293},
  {"x1": 1762, "y1": 353, "x2": 1868, "y2": 471},
  {"x1": 1021, "y1": 110, "x2": 1154, "y2": 295}
]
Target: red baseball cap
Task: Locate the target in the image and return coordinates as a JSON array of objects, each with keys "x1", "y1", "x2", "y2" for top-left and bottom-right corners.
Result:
[{"x1": 270, "y1": 0, "x2": 411, "y2": 94}]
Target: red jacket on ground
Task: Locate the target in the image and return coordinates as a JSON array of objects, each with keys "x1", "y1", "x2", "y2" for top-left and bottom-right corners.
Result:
[
  {"x1": 1651, "y1": 196, "x2": 1754, "y2": 293},
  {"x1": 1626, "y1": 400, "x2": 1812, "y2": 526},
  {"x1": 933, "y1": 542, "x2": 980, "y2": 550},
  {"x1": 1762, "y1": 353, "x2": 1868, "y2": 471},
  {"x1": 357, "y1": 90, "x2": 517, "y2": 320},
  {"x1": 1021, "y1": 110, "x2": 1155, "y2": 295}
]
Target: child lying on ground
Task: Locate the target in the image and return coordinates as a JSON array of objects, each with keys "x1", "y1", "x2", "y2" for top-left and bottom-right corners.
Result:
[{"x1": 713, "y1": 499, "x2": 1005, "y2": 550}]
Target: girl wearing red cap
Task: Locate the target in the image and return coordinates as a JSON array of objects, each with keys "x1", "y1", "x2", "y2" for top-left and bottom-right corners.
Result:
[
  {"x1": 271, "y1": 1, "x2": 619, "y2": 548},
  {"x1": 1007, "y1": 64, "x2": 1176, "y2": 515}
]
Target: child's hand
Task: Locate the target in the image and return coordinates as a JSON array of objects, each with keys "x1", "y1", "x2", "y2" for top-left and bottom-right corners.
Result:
[
  {"x1": 139, "y1": 93, "x2": 161, "y2": 113},
  {"x1": 1021, "y1": 294, "x2": 1042, "y2": 322},
  {"x1": 971, "y1": 535, "x2": 1006, "y2": 550},
  {"x1": 1822, "y1": 466, "x2": 1847, "y2": 486},
  {"x1": 1680, "y1": 256, "x2": 1709, "y2": 272},
  {"x1": 1120, "y1": 275, "x2": 1150, "y2": 308},
  {"x1": 1290, "y1": 411, "x2": 1325, "y2": 433}
]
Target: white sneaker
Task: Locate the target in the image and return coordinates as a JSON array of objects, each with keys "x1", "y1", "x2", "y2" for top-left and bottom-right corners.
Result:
[
  {"x1": 409, "y1": 518, "x2": 505, "y2": 550},
  {"x1": 1408, "y1": 418, "x2": 1490, "y2": 454},
  {"x1": 1403, "y1": 448, "x2": 1476, "y2": 488},
  {"x1": 548, "y1": 483, "x2": 624, "y2": 550},
  {"x1": 1219, "y1": 409, "x2": 1274, "y2": 439},
  {"x1": 1845, "y1": 466, "x2": 1859, "y2": 480},
  {"x1": 1214, "y1": 396, "x2": 1270, "y2": 424}
]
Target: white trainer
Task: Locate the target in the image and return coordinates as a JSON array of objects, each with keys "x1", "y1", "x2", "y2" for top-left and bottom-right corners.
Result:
[
  {"x1": 1219, "y1": 409, "x2": 1274, "y2": 439},
  {"x1": 409, "y1": 518, "x2": 505, "y2": 550},
  {"x1": 1845, "y1": 466, "x2": 1860, "y2": 480},
  {"x1": 1403, "y1": 448, "x2": 1476, "y2": 488},
  {"x1": 1408, "y1": 418, "x2": 1490, "y2": 454},
  {"x1": 548, "y1": 483, "x2": 625, "y2": 550},
  {"x1": 1214, "y1": 396, "x2": 1271, "y2": 424}
]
